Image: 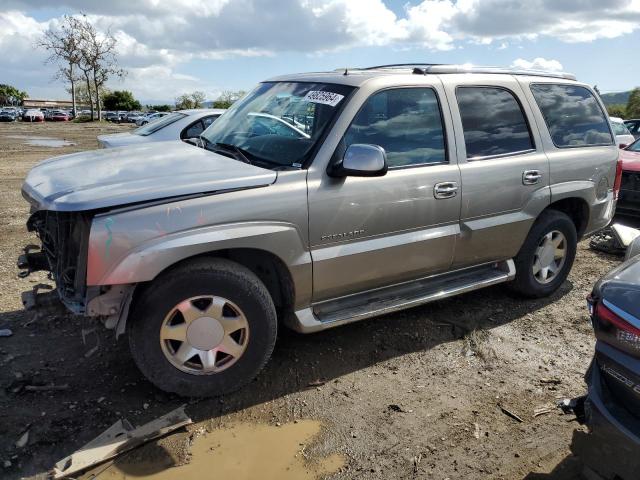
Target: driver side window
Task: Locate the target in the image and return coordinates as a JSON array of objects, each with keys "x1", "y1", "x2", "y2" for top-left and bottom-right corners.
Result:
[{"x1": 343, "y1": 88, "x2": 447, "y2": 167}]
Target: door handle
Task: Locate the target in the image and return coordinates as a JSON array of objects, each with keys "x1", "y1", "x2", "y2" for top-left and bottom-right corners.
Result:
[
  {"x1": 522, "y1": 170, "x2": 542, "y2": 185},
  {"x1": 434, "y1": 181, "x2": 459, "y2": 199}
]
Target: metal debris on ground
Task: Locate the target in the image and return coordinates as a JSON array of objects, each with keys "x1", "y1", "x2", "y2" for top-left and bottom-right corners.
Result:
[
  {"x1": 306, "y1": 379, "x2": 326, "y2": 387},
  {"x1": 15, "y1": 430, "x2": 29, "y2": 448},
  {"x1": 498, "y1": 404, "x2": 524, "y2": 423},
  {"x1": 50, "y1": 405, "x2": 192, "y2": 479},
  {"x1": 533, "y1": 405, "x2": 556, "y2": 417},
  {"x1": 558, "y1": 396, "x2": 586, "y2": 423},
  {"x1": 24, "y1": 384, "x2": 69, "y2": 392},
  {"x1": 590, "y1": 224, "x2": 640, "y2": 256},
  {"x1": 0, "y1": 328, "x2": 12, "y2": 337}
]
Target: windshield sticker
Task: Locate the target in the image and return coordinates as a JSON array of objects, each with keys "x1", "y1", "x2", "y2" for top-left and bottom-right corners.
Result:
[{"x1": 303, "y1": 91, "x2": 344, "y2": 107}]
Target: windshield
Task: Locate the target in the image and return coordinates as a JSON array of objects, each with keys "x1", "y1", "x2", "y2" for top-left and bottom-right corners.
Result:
[
  {"x1": 611, "y1": 121, "x2": 631, "y2": 136},
  {"x1": 201, "y1": 82, "x2": 354, "y2": 167},
  {"x1": 134, "y1": 112, "x2": 186, "y2": 136}
]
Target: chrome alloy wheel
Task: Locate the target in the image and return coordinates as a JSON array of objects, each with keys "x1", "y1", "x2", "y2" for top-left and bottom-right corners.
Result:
[
  {"x1": 159, "y1": 295, "x2": 249, "y2": 375},
  {"x1": 532, "y1": 230, "x2": 567, "y2": 285}
]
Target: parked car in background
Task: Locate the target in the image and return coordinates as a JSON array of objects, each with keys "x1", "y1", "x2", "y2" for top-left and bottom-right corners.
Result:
[
  {"x1": 22, "y1": 109, "x2": 44, "y2": 122},
  {"x1": 122, "y1": 111, "x2": 143, "y2": 123},
  {"x1": 580, "y1": 237, "x2": 640, "y2": 480},
  {"x1": 624, "y1": 119, "x2": 640, "y2": 140},
  {"x1": 97, "y1": 109, "x2": 224, "y2": 148},
  {"x1": 0, "y1": 110, "x2": 17, "y2": 122},
  {"x1": 248, "y1": 112, "x2": 310, "y2": 138},
  {"x1": 50, "y1": 110, "x2": 69, "y2": 122},
  {"x1": 135, "y1": 111, "x2": 169, "y2": 126},
  {"x1": 617, "y1": 138, "x2": 640, "y2": 217},
  {"x1": 611, "y1": 117, "x2": 636, "y2": 148},
  {"x1": 103, "y1": 112, "x2": 120, "y2": 122}
]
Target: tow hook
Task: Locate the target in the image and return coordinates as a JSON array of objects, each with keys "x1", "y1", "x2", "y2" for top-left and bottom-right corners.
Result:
[{"x1": 17, "y1": 244, "x2": 48, "y2": 278}]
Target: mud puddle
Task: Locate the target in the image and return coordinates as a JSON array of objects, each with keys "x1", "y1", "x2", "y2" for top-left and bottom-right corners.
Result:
[
  {"x1": 4, "y1": 135, "x2": 75, "y2": 147},
  {"x1": 89, "y1": 420, "x2": 344, "y2": 480}
]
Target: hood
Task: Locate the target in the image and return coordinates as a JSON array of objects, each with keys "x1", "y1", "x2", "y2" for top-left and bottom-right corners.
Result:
[
  {"x1": 97, "y1": 132, "x2": 148, "y2": 148},
  {"x1": 620, "y1": 148, "x2": 640, "y2": 173},
  {"x1": 22, "y1": 140, "x2": 277, "y2": 212}
]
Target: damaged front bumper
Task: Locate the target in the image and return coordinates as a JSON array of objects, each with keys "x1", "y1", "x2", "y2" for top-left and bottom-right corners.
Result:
[{"x1": 17, "y1": 211, "x2": 135, "y2": 335}]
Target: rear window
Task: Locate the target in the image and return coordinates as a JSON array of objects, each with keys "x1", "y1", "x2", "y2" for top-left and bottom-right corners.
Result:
[{"x1": 530, "y1": 84, "x2": 613, "y2": 148}]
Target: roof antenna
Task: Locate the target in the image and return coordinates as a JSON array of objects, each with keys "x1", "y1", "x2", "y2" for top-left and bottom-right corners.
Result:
[{"x1": 343, "y1": 67, "x2": 348, "y2": 76}]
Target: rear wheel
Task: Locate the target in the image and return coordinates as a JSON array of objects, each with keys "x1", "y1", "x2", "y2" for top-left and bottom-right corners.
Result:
[
  {"x1": 509, "y1": 210, "x2": 577, "y2": 298},
  {"x1": 127, "y1": 258, "x2": 277, "y2": 397}
]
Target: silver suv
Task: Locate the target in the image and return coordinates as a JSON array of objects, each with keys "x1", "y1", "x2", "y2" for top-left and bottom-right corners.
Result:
[{"x1": 18, "y1": 64, "x2": 621, "y2": 396}]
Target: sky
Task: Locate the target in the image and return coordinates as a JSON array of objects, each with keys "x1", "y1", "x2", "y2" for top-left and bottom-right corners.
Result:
[{"x1": 1, "y1": 0, "x2": 639, "y2": 104}]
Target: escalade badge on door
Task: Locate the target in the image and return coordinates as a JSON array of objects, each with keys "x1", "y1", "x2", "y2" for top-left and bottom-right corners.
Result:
[{"x1": 321, "y1": 229, "x2": 365, "y2": 241}]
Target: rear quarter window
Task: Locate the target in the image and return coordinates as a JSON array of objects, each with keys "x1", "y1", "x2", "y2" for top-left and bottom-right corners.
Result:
[{"x1": 530, "y1": 84, "x2": 613, "y2": 148}]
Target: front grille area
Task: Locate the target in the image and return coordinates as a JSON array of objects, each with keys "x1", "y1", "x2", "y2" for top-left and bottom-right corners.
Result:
[
  {"x1": 27, "y1": 211, "x2": 91, "y2": 305},
  {"x1": 621, "y1": 171, "x2": 640, "y2": 191},
  {"x1": 619, "y1": 171, "x2": 640, "y2": 215}
]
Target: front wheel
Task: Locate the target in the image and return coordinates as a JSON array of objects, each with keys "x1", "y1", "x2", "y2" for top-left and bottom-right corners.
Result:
[
  {"x1": 509, "y1": 210, "x2": 577, "y2": 298},
  {"x1": 127, "y1": 258, "x2": 277, "y2": 397}
]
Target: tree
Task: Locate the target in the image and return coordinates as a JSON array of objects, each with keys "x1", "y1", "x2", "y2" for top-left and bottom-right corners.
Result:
[
  {"x1": 74, "y1": 16, "x2": 125, "y2": 120},
  {"x1": 38, "y1": 15, "x2": 82, "y2": 116},
  {"x1": 213, "y1": 90, "x2": 246, "y2": 109},
  {"x1": 147, "y1": 104, "x2": 172, "y2": 112},
  {"x1": 607, "y1": 104, "x2": 626, "y2": 118},
  {"x1": 627, "y1": 88, "x2": 640, "y2": 118},
  {"x1": 0, "y1": 84, "x2": 28, "y2": 106},
  {"x1": 103, "y1": 90, "x2": 142, "y2": 111},
  {"x1": 175, "y1": 91, "x2": 207, "y2": 110}
]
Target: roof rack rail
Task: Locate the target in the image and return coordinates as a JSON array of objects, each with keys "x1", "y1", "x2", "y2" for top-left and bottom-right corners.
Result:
[{"x1": 356, "y1": 64, "x2": 576, "y2": 81}]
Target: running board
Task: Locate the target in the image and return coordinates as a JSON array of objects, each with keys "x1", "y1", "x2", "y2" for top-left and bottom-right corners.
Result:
[{"x1": 289, "y1": 260, "x2": 516, "y2": 333}]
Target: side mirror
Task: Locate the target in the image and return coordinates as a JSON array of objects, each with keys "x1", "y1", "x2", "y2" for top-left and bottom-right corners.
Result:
[{"x1": 328, "y1": 144, "x2": 388, "y2": 178}]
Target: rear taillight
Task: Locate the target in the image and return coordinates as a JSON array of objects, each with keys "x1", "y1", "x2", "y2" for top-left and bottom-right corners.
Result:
[
  {"x1": 596, "y1": 301, "x2": 640, "y2": 336},
  {"x1": 613, "y1": 158, "x2": 623, "y2": 200}
]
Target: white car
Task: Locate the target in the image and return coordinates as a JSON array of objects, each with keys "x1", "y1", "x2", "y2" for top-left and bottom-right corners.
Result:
[
  {"x1": 135, "y1": 112, "x2": 168, "y2": 127},
  {"x1": 22, "y1": 109, "x2": 45, "y2": 122},
  {"x1": 610, "y1": 117, "x2": 635, "y2": 148},
  {"x1": 97, "y1": 109, "x2": 225, "y2": 148}
]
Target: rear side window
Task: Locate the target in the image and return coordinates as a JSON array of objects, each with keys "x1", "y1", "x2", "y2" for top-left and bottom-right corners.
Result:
[
  {"x1": 456, "y1": 87, "x2": 534, "y2": 159},
  {"x1": 343, "y1": 87, "x2": 446, "y2": 167},
  {"x1": 530, "y1": 84, "x2": 613, "y2": 147}
]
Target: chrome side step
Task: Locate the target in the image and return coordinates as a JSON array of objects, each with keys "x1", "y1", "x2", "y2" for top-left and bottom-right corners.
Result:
[{"x1": 289, "y1": 260, "x2": 515, "y2": 333}]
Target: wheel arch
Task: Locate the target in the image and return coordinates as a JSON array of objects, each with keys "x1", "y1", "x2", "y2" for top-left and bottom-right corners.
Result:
[
  {"x1": 544, "y1": 197, "x2": 590, "y2": 239},
  {"x1": 119, "y1": 247, "x2": 298, "y2": 337}
]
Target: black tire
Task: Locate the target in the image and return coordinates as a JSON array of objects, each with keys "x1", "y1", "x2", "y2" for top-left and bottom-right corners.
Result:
[
  {"x1": 509, "y1": 210, "x2": 577, "y2": 298},
  {"x1": 127, "y1": 258, "x2": 277, "y2": 397}
]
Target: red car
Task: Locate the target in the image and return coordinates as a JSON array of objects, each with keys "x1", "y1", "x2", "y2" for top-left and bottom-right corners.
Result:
[
  {"x1": 618, "y1": 139, "x2": 640, "y2": 216},
  {"x1": 50, "y1": 110, "x2": 70, "y2": 121}
]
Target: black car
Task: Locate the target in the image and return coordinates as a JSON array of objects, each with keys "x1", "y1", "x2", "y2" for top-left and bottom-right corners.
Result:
[
  {"x1": 0, "y1": 110, "x2": 16, "y2": 122},
  {"x1": 578, "y1": 240, "x2": 640, "y2": 479}
]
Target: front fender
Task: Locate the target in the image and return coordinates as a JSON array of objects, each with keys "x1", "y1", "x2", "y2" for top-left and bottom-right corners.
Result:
[{"x1": 87, "y1": 220, "x2": 312, "y2": 307}]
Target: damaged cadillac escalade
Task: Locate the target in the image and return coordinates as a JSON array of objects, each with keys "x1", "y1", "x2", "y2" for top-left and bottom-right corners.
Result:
[{"x1": 18, "y1": 65, "x2": 620, "y2": 397}]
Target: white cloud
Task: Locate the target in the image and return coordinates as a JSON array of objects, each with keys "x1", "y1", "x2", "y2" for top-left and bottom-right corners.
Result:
[
  {"x1": 2, "y1": 1, "x2": 640, "y2": 100},
  {"x1": 511, "y1": 57, "x2": 564, "y2": 72}
]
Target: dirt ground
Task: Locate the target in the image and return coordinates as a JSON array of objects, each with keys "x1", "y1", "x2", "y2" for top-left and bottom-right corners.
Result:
[{"x1": 0, "y1": 121, "x2": 636, "y2": 479}]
